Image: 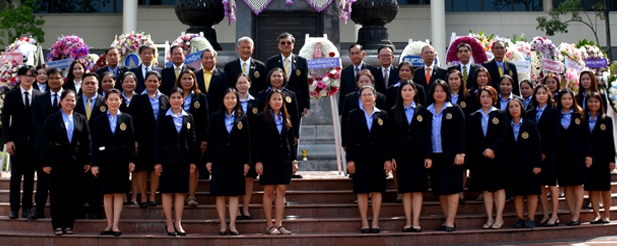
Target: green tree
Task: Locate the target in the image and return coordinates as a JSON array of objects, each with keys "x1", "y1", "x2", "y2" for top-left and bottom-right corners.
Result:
[{"x1": 0, "y1": 0, "x2": 45, "y2": 46}]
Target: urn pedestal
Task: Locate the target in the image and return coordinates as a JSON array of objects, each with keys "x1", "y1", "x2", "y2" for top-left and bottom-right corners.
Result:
[
  {"x1": 351, "y1": 0, "x2": 398, "y2": 49},
  {"x1": 175, "y1": 0, "x2": 225, "y2": 50}
]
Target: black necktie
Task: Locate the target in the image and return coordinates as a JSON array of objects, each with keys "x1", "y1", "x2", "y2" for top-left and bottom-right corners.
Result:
[
  {"x1": 24, "y1": 91, "x2": 30, "y2": 109},
  {"x1": 53, "y1": 93, "x2": 58, "y2": 109}
]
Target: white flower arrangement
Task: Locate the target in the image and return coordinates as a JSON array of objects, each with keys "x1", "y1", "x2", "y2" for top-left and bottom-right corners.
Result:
[
  {"x1": 298, "y1": 37, "x2": 341, "y2": 99},
  {"x1": 398, "y1": 41, "x2": 439, "y2": 64}
]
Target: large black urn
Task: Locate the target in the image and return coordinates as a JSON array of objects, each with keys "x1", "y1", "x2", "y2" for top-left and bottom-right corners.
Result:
[
  {"x1": 351, "y1": 0, "x2": 398, "y2": 49},
  {"x1": 175, "y1": 0, "x2": 225, "y2": 50}
]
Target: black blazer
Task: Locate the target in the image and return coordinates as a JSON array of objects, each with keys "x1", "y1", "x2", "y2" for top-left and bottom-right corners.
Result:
[
  {"x1": 62, "y1": 80, "x2": 83, "y2": 96},
  {"x1": 338, "y1": 63, "x2": 379, "y2": 107},
  {"x1": 2, "y1": 88, "x2": 43, "y2": 149},
  {"x1": 160, "y1": 64, "x2": 196, "y2": 96},
  {"x1": 448, "y1": 64, "x2": 482, "y2": 91},
  {"x1": 577, "y1": 92, "x2": 609, "y2": 112},
  {"x1": 40, "y1": 111, "x2": 90, "y2": 169},
  {"x1": 558, "y1": 112, "x2": 592, "y2": 158},
  {"x1": 128, "y1": 64, "x2": 163, "y2": 94},
  {"x1": 243, "y1": 96, "x2": 262, "y2": 127},
  {"x1": 129, "y1": 93, "x2": 170, "y2": 148},
  {"x1": 32, "y1": 91, "x2": 62, "y2": 150},
  {"x1": 266, "y1": 54, "x2": 310, "y2": 110},
  {"x1": 153, "y1": 112, "x2": 199, "y2": 165},
  {"x1": 385, "y1": 82, "x2": 427, "y2": 110},
  {"x1": 90, "y1": 113, "x2": 136, "y2": 167},
  {"x1": 467, "y1": 109, "x2": 509, "y2": 165},
  {"x1": 33, "y1": 82, "x2": 50, "y2": 92},
  {"x1": 588, "y1": 115, "x2": 616, "y2": 164},
  {"x1": 339, "y1": 91, "x2": 387, "y2": 147},
  {"x1": 424, "y1": 104, "x2": 466, "y2": 161},
  {"x1": 195, "y1": 67, "x2": 227, "y2": 113},
  {"x1": 184, "y1": 92, "x2": 209, "y2": 143},
  {"x1": 74, "y1": 94, "x2": 107, "y2": 129},
  {"x1": 204, "y1": 112, "x2": 250, "y2": 165},
  {"x1": 482, "y1": 59, "x2": 520, "y2": 95},
  {"x1": 451, "y1": 93, "x2": 474, "y2": 117},
  {"x1": 389, "y1": 105, "x2": 431, "y2": 160},
  {"x1": 252, "y1": 112, "x2": 297, "y2": 164},
  {"x1": 224, "y1": 58, "x2": 268, "y2": 96},
  {"x1": 95, "y1": 65, "x2": 129, "y2": 90},
  {"x1": 374, "y1": 66, "x2": 400, "y2": 95},
  {"x1": 345, "y1": 109, "x2": 391, "y2": 162},
  {"x1": 257, "y1": 88, "x2": 300, "y2": 138},
  {"x1": 526, "y1": 106, "x2": 561, "y2": 156},
  {"x1": 414, "y1": 65, "x2": 448, "y2": 91},
  {"x1": 497, "y1": 94, "x2": 524, "y2": 111},
  {"x1": 507, "y1": 119, "x2": 543, "y2": 170}
]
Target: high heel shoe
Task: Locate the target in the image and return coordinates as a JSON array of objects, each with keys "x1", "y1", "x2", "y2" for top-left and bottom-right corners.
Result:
[
  {"x1": 566, "y1": 219, "x2": 581, "y2": 226},
  {"x1": 543, "y1": 218, "x2": 559, "y2": 227},
  {"x1": 165, "y1": 226, "x2": 176, "y2": 236},
  {"x1": 174, "y1": 226, "x2": 187, "y2": 236},
  {"x1": 482, "y1": 221, "x2": 494, "y2": 229},
  {"x1": 491, "y1": 221, "x2": 504, "y2": 229}
]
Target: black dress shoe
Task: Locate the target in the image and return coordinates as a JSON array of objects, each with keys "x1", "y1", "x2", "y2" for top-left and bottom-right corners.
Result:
[
  {"x1": 435, "y1": 225, "x2": 446, "y2": 231},
  {"x1": 174, "y1": 226, "x2": 187, "y2": 236},
  {"x1": 291, "y1": 174, "x2": 303, "y2": 178},
  {"x1": 395, "y1": 199, "x2": 403, "y2": 203},
  {"x1": 244, "y1": 215, "x2": 253, "y2": 220},
  {"x1": 89, "y1": 213, "x2": 101, "y2": 219},
  {"x1": 28, "y1": 210, "x2": 45, "y2": 219},
  {"x1": 403, "y1": 226, "x2": 422, "y2": 232},
  {"x1": 8, "y1": 211, "x2": 18, "y2": 219},
  {"x1": 165, "y1": 226, "x2": 176, "y2": 236},
  {"x1": 445, "y1": 226, "x2": 455, "y2": 232},
  {"x1": 148, "y1": 201, "x2": 157, "y2": 207},
  {"x1": 21, "y1": 210, "x2": 31, "y2": 219},
  {"x1": 566, "y1": 219, "x2": 581, "y2": 226},
  {"x1": 361, "y1": 228, "x2": 370, "y2": 233},
  {"x1": 514, "y1": 218, "x2": 524, "y2": 228},
  {"x1": 219, "y1": 230, "x2": 227, "y2": 235},
  {"x1": 458, "y1": 197, "x2": 466, "y2": 205},
  {"x1": 112, "y1": 231, "x2": 122, "y2": 236},
  {"x1": 230, "y1": 230, "x2": 239, "y2": 235},
  {"x1": 139, "y1": 202, "x2": 148, "y2": 209},
  {"x1": 100, "y1": 230, "x2": 113, "y2": 235},
  {"x1": 370, "y1": 227, "x2": 380, "y2": 233},
  {"x1": 524, "y1": 219, "x2": 535, "y2": 228}
]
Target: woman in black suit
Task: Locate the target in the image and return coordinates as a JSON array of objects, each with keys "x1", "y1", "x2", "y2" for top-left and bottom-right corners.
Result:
[
  {"x1": 120, "y1": 72, "x2": 137, "y2": 114},
  {"x1": 174, "y1": 69, "x2": 209, "y2": 207},
  {"x1": 425, "y1": 80, "x2": 466, "y2": 232},
  {"x1": 128, "y1": 71, "x2": 170, "y2": 208},
  {"x1": 584, "y1": 92, "x2": 615, "y2": 224},
  {"x1": 506, "y1": 99, "x2": 542, "y2": 228},
  {"x1": 257, "y1": 68, "x2": 300, "y2": 140},
  {"x1": 253, "y1": 89, "x2": 298, "y2": 235},
  {"x1": 468, "y1": 67, "x2": 492, "y2": 112},
  {"x1": 555, "y1": 88, "x2": 592, "y2": 226},
  {"x1": 385, "y1": 61, "x2": 426, "y2": 109},
  {"x1": 577, "y1": 71, "x2": 608, "y2": 111},
  {"x1": 205, "y1": 88, "x2": 251, "y2": 235},
  {"x1": 497, "y1": 75, "x2": 523, "y2": 111},
  {"x1": 41, "y1": 90, "x2": 90, "y2": 235},
  {"x1": 234, "y1": 73, "x2": 261, "y2": 220},
  {"x1": 544, "y1": 73, "x2": 561, "y2": 100},
  {"x1": 527, "y1": 84, "x2": 561, "y2": 226},
  {"x1": 467, "y1": 86, "x2": 509, "y2": 229},
  {"x1": 153, "y1": 87, "x2": 198, "y2": 236},
  {"x1": 346, "y1": 85, "x2": 392, "y2": 233},
  {"x1": 90, "y1": 89, "x2": 136, "y2": 236},
  {"x1": 389, "y1": 81, "x2": 430, "y2": 232},
  {"x1": 519, "y1": 79, "x2": 535, "y2": 110},
  {"x1": 63, "y1": 60, "x2": 86, "y2": 95}
]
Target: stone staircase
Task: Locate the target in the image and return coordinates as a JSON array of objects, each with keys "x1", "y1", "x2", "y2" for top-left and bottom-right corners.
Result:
[{"x1": 0, "y1": 172, "x2": 615, "y2": 245}]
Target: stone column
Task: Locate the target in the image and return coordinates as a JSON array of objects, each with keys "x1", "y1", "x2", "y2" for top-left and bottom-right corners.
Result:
[
  {"x1": 123, "y1": 0, "x2": 138, "y2": 34},
  {"x1": 430, "y1": 0, "x2": 446, "y2": 67},
  {"x1": 543, "y1": 0, "x2": 553, "y2": 12}
]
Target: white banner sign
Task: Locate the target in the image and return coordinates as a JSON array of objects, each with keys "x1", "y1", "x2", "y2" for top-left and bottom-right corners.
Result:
[
  {"x1": 564, "y1": 58, "x2": 584, "y2": 72},
  {"x1": 511, "y1": 61, "x2": 531, "y2": 73}
]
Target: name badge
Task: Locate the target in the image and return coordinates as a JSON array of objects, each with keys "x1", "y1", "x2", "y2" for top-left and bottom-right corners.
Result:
[
  {"x1": 99, "y1": 146, "x2": 105, "y2": 151},
  {"x1": 492, "y1": 117, "x2": 499, "y2": 125}
]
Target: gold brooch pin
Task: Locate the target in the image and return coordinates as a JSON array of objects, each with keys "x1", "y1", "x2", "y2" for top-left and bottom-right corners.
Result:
[
  {"x1": 254, "y1": 71, "x2": 260, "y2": 78},
  {"x1": 100, "y1": 105, "x2": 106, "y2": 112},
  {"x1": 600, "y1": 124, "x2": 606, "y2": 130},
  {"x1": 238, "y1": 121, "x2": 243, "y2": 130},
  {"x1": 575, "y1": 118, "x2": 581, "y2": 125},
  {"x1": 285, "y1": 96, "x2": 292, "y2": 103},
  {"x1": 446, "y1": 113, "x2": 452, "y2": 120},
  {"x1": 295, "y1": 69, "x2": 301, "y2": 76},
  {"x1": 119, "y1": 122, "x2": 126, "y2": 131},
  {"x1": 252, "y1": 107, "x2": 258, "y2": 114},
  {"x1": 416, "y1": 115, "x2": 423, "y2": 122},
  {"x1": 492, "y1": 117, "x2": 499, "y2": 125},
  {"x1": 522, "y1": 132, "x2": 529, "y2": 139},
  {"x1": 187, "y1": 122, "x2": 191, "y2": 129},
  {"x1": 377, "y1": 118, "x2": 383, "y2": 126},
  {"x1": 460, "y1": 101, "x2": 466, "y2": 108},
  {"x1": 194, "y1": 101, "x2": 200, "y2": 109}
]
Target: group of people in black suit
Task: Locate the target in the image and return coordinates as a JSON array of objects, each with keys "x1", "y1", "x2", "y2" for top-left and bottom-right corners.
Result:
[
  {"x1": 3, "y1": 32, "x2": 311, "y2": 237},
  {"x1": 339, "y1": 42, "x2": 615, "y2": 233}
]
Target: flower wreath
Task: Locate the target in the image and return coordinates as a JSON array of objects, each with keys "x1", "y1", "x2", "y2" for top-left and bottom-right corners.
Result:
[
  {"x1": 46, "y1": 35, "x2": 90, "y2": 62},
  {"x1": 503, "y1": 41, "x2": 530, "y2": 81},
  {"x1": 167, "y1": 34, "x2": 213, "y2": 62},
  {"x1": 0, "y1": 60, "x2": 21, "y2": 95},
  {"x1": 577, "y1": 40, "x2": 609, "y2": 89},
  {"x1": 530, "y1": 36, "x2": 559, "y2": 82},
  {"x1": 6, "y1": 37, "x2": 37, "y2": 53},
  {"x1": 446, "y1": 36, "x2": 488, "y2": 66},
  {"x1": 111, "y1": 32, "x2": 158, "y2": 65},
  {"x1": 607, "y1": 74, "x2": 617, "y2": 112},
  {"x1": 298, "y1": 37, "x2": 341, "y2": 99}
]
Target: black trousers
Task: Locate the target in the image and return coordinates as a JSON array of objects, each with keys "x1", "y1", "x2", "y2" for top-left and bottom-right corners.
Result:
[
  {"x1": 83, "y1": 173, "x2": 101, "y2": 215},
  {"x1": 33, "y1": 149, "x2": 49, "y2": 213},
  {"x1": 9, "y1": 146, "x2": 36, "y2": 212},
  {"x1": 48, "y1": 169, "x2": 81, "y2": 229}
]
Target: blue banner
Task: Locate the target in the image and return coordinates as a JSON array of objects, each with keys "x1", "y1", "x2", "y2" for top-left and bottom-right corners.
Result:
[
  {"x1": 46, "y1": 58, "x2": 74, "y2": 69},
  {"x1": 166, "y1": 50, "x2": 203, "y2": 68},
  {"x1": 401, "y1": 55, "x2": 424, "y2": 67},
  {"x1": 307, "y1": 58, "x2": 341, "y2": 70}
]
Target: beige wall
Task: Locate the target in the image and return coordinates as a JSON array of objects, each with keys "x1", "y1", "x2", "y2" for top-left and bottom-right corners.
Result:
[{"x1": 37, "y1": 5, "x2": 617, "y2": 49}]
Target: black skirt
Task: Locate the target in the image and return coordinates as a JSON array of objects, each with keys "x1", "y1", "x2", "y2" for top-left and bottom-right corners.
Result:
[
  {"x1": 429, "y1": 154, "x2": 463, "y2": 196},
  {"x1": 584, "y1": 160, "x2": 612, "y2": 191},
  {"x1": 394, "y1": 154, "x2": 428, "y2": 193},
  {"x1": 259, "y1": 162, "x2": 292, "y2": 185},
  {"x1": 245, "y1": 162, "x2": 258, "y2": 179},
  {"x1": 506, "y1": 167, "x2": 541, "y2": 197},
  {"x1": 352, "y1": 157, "x2": 387, "y2": 194},
  {"x1": 158, "y1": 162, "x2": 190, "y2": 194},
  {"x1": 469, "y1": 156, "x2": 506, "y2": 193},
  {"x1": 540, "y1": 154, "x2": 557, "y2": 186},
  {"x1": 98, "y1": 162, "x2": 130, "y2": 194},
  {"x1": 209, "y1": 161, "x2": 247, "y2": 196}
]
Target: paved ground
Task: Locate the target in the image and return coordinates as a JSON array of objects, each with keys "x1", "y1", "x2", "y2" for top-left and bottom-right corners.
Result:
[{"x1": 484, "y1": 236, "x2": 617, "y2": 246}]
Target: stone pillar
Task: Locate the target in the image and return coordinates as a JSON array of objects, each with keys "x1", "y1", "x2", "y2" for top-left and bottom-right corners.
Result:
[
  {"x1": 430, "y1": 0, "x2": 446, "y2": 67},
  {"x1": 123, "y1": 0, "x2": 138, "y2": 34},
  {"x1": 543, "y1": 0, "x2": 553, "y2": 12}
]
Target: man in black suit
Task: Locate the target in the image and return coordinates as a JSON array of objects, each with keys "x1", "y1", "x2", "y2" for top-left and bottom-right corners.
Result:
[
  {"x1": 224, "y1": 36, "x2": 267, "y2": 95},
  {"x1": 482, "y1": 40, "x2": 520, "y2": 95},
  {"x1": 129, "y1": 44, "x2": 162, "y2": 94},
  {"x1": 2, "y1": 65, "x2": 43, "y2": 219},
  {"x1": 448, "y1": 43, "x2": 481, "y2": 91},
  {"x1": 30, "y1": 67, "x2": 64, "y2": 219},
  {"x1": 339, "y1": 44, "x2": 378, "y2": 108},
  {"x1": 74, "y1": 73, "x2": 107, "y2": 219},
  {"x1": 33, "y1": 64, "x2": 50, "y2": 92},
  {"x1": 160, "y1": 45, "x2": 196, "y2": 96},
  {"x1": 196, "y1": 48, "x2": 227, "y2": 114},
  {"x1": 414, "y1": 45, "x2": 448, "y2": 91},
  {"x1": 95, "y1": 47, "x2": 129, "y2": 90},
  {"x1": 266, "y1": 32, "x2": 310, "y2": 117},
  {"x1": 374, "y1": 46, "x2": 399, "y2": 95}
]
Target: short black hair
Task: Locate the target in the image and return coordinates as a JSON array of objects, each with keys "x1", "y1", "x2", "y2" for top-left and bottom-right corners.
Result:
[
  {"x1": 457, "y1": 43, "x2": 472, "y2": 52},
  {"x1": 105, "y1": 88, "x2": 122, "y2": 100},
  {"x1": 35, "y1": 64, "x2": 49, "y2": 73},
  {"x1": 138, "y1": 44, "x2": 156, "y2": 54},
  {"x1": 276, "y1": 32, "x2": 295, "y2": 44},
  {"x1": 105, "y1": 47, "x2": 119, "y2": 55},
  {"x1": 47, "y1": 68, "x2": 63, "y2": 77},
  {"x1": 348, "y1": 43, "x2": 363, "y2": 52},
  {"x1": 377, "y1": 46, "x2": 394, "y2": 54},
  {"x1": 17, "y1": 65, "x2": 36, "y2": 76},
  {"x1": 83, "y1": 73, "x2": 100, "y2": 82}
]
